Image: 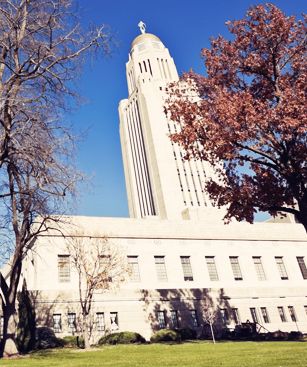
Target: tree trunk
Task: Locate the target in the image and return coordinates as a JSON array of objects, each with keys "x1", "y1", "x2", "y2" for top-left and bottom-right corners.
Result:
[
  {"x1": 0, "y1": 256, "x2": 23, "y2": 357},
  {"x1": 209, "y1": 321, "x2": 216, "y2": 344},
  {"x1": 82, "y1": 315, "x2": 90, "y2": 349},
  {"x1": 1, "y1": 303, "x2": 19, "y2": 357}
]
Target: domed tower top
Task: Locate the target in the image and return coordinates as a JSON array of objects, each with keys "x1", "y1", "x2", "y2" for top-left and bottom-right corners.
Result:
[
  {"x1": 131, "y1": 21, "x2": 164, "y2": 50},
  {"x1": 125, "y1": 21, "x2": 178, "y2": 96},
  {"x1": 131, "y1": 33, "x2": 162, "y2": 48}
]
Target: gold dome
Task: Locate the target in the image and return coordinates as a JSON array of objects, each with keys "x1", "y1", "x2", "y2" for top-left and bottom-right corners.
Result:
[{"x1": 131, "y1": 33, "x2": 162, "y2": 48}]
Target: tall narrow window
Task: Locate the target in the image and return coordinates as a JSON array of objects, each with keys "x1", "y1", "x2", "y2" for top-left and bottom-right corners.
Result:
[
  {"x1": 67, "y1": 313, "x2": 76, "y2": 333},
  {"x1": 58, "y1": 255, "x2": 70, "y2": 283},
  {"x1": 297, "y1": 257, "x2": 307, "y2": 279},
  {"x1": 96, "y1": 312, "x2": 105, "y2": 332},
  {"x1": 154, "y1": 256, "x2": 167, "y2": 282},
  {"x1": 110, "y1": 312, "x2": 119, "y2": 331},
  {"x1": 190, "y1": 310, "x2": 199, "y2": 327},
  {"x1": 127, "y1": 256, "x2": 140, "y2": 282},
  {"x1": 232, "y1": 308, "x2": 240, "y2": 325},
  {"x1": 180, "y1": 256, "x2": 193, "y2": 281},
  {"x1": 170, "y1": 310, "x2": 179, "y2": 329},
  {"x1": 220, "y1": 309, "x2": 229, "y2": 325},
  {"x1": 288, "y1": 306, "x2": 297, "y2": 322},
  {"x1": 99, "y1": 255, "x2": 112, "y2": 282},
  {"x1": 229, "y1": 257, "x2": 243, "y2": 280},
  {"x1": 304, "y1": 305, "x2": 307, "y2": 317},
  {"x1": 275, "y1": 257, "x2": 288, "y2": 280},
  {"x1": 260, "y1": 307, "x2": 270, "y2": 323},
  {"x1": 143, "y1": 60, "x2": 147, "y2": 72},
  {"x1": 205, "y1": 256, "x2": 219, "y2": 281},
  {"x1": 53, "y1": 314, "x2": 62, "y2": 333},
  {"x1": 157, "y1": 311, "x2": 166, "y2": 329},
  {"x1": 147, "y1": 59, "x2": 153, "y2": 76},
  {"x1": 253, "y1": 257, "x2": 266, "y2": 280},
  {"x1": 278, "y1": 307, "x2": 287, "y2": 322},
  {"x1": 250, "y1": 308, "x2": 258, "y2": 323}
]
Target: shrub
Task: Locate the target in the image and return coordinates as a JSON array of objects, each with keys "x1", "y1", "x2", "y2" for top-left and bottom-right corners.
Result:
[
  {"x1": 150, "y1": 329, "x2": 181, "y2": 343},
  {"x1": 62, "y1": 335, "x2": 85, "y2": 348},
  {"x1": 265, "y1": 330, "x2": 289, "y2": 341},
  {"x1": 176, "y1": 327, "x2": 197, "y2": 340},
  {"x1": 288, "y1": 331, "x2": 303, "y2": 341},
  {"x1": 35, "y1": 327, "x2": 64, "y2": 349},
  {"x1": 98, "y1": 331, "x2": 146, "y2": 345}
]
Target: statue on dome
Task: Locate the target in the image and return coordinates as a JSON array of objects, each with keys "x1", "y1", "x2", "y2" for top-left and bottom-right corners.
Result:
[{"x1": 138, "y1": 21, "x2": 146, "y2": 34}]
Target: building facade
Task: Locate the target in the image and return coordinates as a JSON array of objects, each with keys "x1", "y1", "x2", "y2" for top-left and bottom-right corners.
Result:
[{"x1": 16, "y1": 27, "x2": 307, "y2": 342}]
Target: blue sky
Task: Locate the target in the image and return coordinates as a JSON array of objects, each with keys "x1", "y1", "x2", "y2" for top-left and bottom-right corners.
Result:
[{"x1": 70, "y1": 0, "x2": 306, "y2": 218}]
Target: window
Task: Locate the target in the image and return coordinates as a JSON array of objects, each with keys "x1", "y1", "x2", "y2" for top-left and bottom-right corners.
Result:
[
  {"x1": 297, "y1": 257, "x2": 307, "y2": 279},
  {"x1": 288, "y1": 306, "x2": 297, "y2": 322},
  {"x1": 110, "y1": 312, "x2": 119, "y2": 331},
  {"x1": 304, "y1": 305, "x2": 307, "y2": 317},
  {"x1": 220, "y1": 308, "x2": 229, "y2": 325},
  {"x1": 170, "y1": 310, "x2": 179, "y2": 329},
  {"x1": 229, "y1": 257, "x2": 243, "y2": 280},
  {"x1": 58, "y1": 255, "x2": 70, "y2": 283},
  {"x1": 157, "y1": 311, "x2": 166, "y2": 329},
  {"x1": 232, "y1": 308, "x2": 240, "y2": 325},
  {"x1": 205, "y1": 256, "x2": 219, "y2": 281},
  {"x1": 253, "y1": 257, "x2": 266, "y2": 281},
  {"x1": 250, "y1": 308, "x2": 258, "y2": 323},
  {"x1": 190, "y1": 310, "x2": 199, "y2": 327},
  {"x1": 127, "y1": 256, "x2": 140, "y2": 282},
  {"x1": 96, "y1": 312, "x2": 105, "y2": 332},
  {"x1": 99, "y1": 255, "x2": 112, "y2": 282},
  {"x1": 260, "y1": 307, "x2": 270, "y2": 323},
  {"x1": 67, "y1": 313, "x2": 76, "y2": 333},
  {"x1": 278, "y1": 307, "x2": 287, "y2": 322},
  {"x1": 53, "y1": 314, "x2": 62, "y2": 333},
  {"x1": 180, "y1": 256, "x2": 193, "y2": 281},
  {"x1": 275, "y1": 257, "x2": 288, "y2": 280},
  {"x1": 154, "y1": 256, "x2": 167, "y2": 282}
]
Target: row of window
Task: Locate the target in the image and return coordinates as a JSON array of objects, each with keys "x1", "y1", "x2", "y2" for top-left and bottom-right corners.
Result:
[
  {"x1": 157, "y1": 304, "x2": 306, "y2": 330},
  {"x1": 58, "y1": 254, "x2": 307, "y2": 283},
  {"x1": 50, "y1": 304, "x2": 307, "y2": 335},
  {"x1": 168, "y1": 120, "x2": 208, "y2": 208},
  {"x1": 52, "y1": 312, "x2": 118, "y2": 334},
  {"x1": 157, "y1": 309, "x2": 199, "y2": 329},
  {"x1": 238, "y1": 306, "x2": 299, "y2": 324},
  {"x1": 124, "y1": 98, "x2": 156, "y2": 217}
]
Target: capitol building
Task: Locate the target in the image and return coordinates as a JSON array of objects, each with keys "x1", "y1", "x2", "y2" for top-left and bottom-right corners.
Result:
[{"x1": 19, "y1": 26, "x2": 307, "y2": 342}]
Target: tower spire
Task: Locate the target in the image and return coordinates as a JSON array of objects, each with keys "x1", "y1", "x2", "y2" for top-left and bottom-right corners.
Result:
[{"x1": 138, "y1": 21, "x2": 146, "y2": 34}]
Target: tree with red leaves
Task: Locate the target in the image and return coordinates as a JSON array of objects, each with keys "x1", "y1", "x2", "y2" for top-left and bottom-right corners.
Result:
[{"x1": 166, "y1": 4, "x2": 307, "y2": 231}]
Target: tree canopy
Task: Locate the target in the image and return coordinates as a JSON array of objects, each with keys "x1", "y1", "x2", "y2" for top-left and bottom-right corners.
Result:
[{"x1": 166, "y1": 3, "x2": 307, "y2": 231}]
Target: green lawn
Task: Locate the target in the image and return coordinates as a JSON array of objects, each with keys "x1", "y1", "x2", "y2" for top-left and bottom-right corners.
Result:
[{"x1": 0, "y1": 341, "x2": 306, "y2": 367}]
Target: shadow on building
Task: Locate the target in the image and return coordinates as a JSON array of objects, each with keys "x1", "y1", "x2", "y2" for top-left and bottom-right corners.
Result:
[{"x1": 141, "y1": 287, "x2": 236, "y2": 339}]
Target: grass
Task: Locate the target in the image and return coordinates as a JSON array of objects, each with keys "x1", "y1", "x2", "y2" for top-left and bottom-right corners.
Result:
[{"x1": 0, "y1": 341, "x2": 306, "y2": 367}]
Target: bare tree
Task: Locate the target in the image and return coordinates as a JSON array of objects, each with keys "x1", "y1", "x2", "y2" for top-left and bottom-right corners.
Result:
[
  {"x1": 0, "y1": 0, "x2": 110, "y2": 357},
  {"x1": 200, "y1": 299, "x2": 216, "y2": 344},
  {"x1": 67, "y1": 234, "x2": 130, "y2": 349}
]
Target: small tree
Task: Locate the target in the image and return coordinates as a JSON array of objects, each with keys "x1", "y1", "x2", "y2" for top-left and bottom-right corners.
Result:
[
  {"x1": 200, "y1": 298, "x2": 216, "y2": 344},
  {"x1": 67, "y1": 234, "x2": 130, "y2": 349},
  {"x1": 166, "y1": 4, "x2": 307, "y2": 230}
]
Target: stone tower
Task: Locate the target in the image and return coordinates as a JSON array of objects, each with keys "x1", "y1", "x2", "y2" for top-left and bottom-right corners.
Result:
[{"x1": 119, "y1": 24, "x2": 224, "y2": 221}]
